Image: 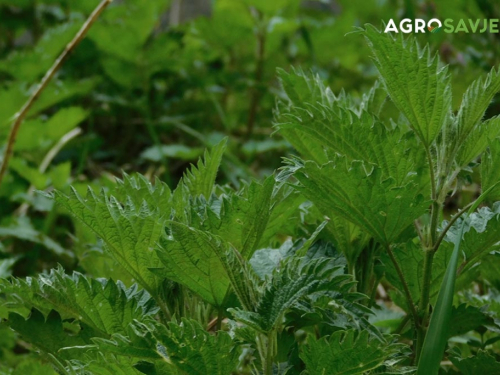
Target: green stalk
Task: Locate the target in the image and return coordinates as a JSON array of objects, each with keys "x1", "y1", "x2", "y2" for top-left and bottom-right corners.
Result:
[
  {"x1": 415, "y1": 249, "x2": 435, "y2": 361},
  {"x1": 264, "y1": 331, "x2": 276, "y2": 375},
  {"x1": 418, "y1": 249, "x2": 435, "y2": 314},
  {"x1": 256, "y1": 332, "x2": 276, "y2": 375}
]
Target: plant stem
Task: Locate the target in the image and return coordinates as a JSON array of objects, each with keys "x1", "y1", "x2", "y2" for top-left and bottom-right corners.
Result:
[
  {"x1": 415, "y1": 249, "x2": 435, "y2": 361},
  {"x1": 425, "y1": 146, "x2": 437, "y2": 202},
  {"x1": 264, "y1": 332, "x2": 275, "y2": 375},
  {"x1": 386, "y1": 245, "x2": 419, "y2": 328},
  {"x1": 429, "y1": 201, "x2": 440, "y2": 246},
  {"x1": 418, "y1": 250, "x2": 435, "y2": 314},
  {"x1": 0, "y1": 0, "x2": 113, "y2": 189},
  {"x1": 416, "y1": 202, "x2": 440, "y2": 333}
]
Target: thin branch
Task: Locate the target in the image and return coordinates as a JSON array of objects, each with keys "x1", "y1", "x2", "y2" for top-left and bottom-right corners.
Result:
[
  {"x1": 432, "y1": 200, "x2": 475, "y2": 253},
  {"x1": 0, "y1": 0, "x2": 112, "y2": 188},
  {"x1": 386, "y1": 245, "x2": 419, "y2": 328}
]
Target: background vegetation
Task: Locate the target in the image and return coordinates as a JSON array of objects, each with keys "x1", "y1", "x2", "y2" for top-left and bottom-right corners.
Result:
[{"x1": 1, "y1": 0, "x2": 500, "y2": 374}]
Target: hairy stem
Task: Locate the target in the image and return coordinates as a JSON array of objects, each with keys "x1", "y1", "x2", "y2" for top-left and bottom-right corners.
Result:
[
  {"x1": 264, "y1": 331, "x2": 276, "y2": 375},
  {"x1": 415, "y1": 249, "x2": 435, "y2": 361},
  {"x1": 418, "y1": 250, "x2": 435, "y2": 314},
  {"x1": 429, "y1": 200, "x2": 440, "y2": 246},
  {"x1": 425, "y1": 146, "x2": 437, "y2": 202},
  {"x1": 0, "y1": 0, "x2": 112, "y2": 188}
]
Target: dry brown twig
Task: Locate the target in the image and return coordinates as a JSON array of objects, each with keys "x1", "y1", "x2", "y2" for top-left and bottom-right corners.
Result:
[{"x1": 0, "y1": 0, "x2": 113, "y2": 188}]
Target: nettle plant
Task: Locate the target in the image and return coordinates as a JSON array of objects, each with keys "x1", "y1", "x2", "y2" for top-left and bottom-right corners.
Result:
[{"x1": 2, "y1": 25, "x2": 500, "y2": 375}]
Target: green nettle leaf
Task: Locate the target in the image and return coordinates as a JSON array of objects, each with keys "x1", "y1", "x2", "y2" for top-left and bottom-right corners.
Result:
[
  {"x1": 113, "y1": 173, "x2": 172, "y2": 214},
  {"x1": 481, "y1": 138, "x2": 500, "y2": 201},
  {"x1": 258, "y1": 185, "x2": 304, "y2": 247},
  {"x1": 230, "y1": 257, "x2": 352, "y2": 333},
  {"x1": 360, "y1": 80, "x2": 388, "y2": 117},
  {"x1": 52, "y1": 139, "x2": 228, "y2": 308},
  {"x1": 276, "y1": 69, "x2": 330, "y2": 164},
  {"x1": 0, "y1": 266, "x2": 157, "y2": 337},
  {"x1": 455, "y1": 67, "x2": 500, "y2": 145},
  {"x1": 90, "y1": 320, "x2": 161, "y2": 361},
  {"x1": 149, "y1": 318, "x2": 240, "y2": 375},
  {"x1": 480, "y1": 252, "x2": 500, "y2": 289},
  {"x1": 79, "y1": 357, "x2": 148, "y2": 375},
  {"x1": 325, "y1": 214, "x2": 371, "y2": 268},
  {"x1": 455, "y1": 115, "x2": 500, "y2": 167},
  {"x1": 250, "y1": 239, "x2": 295, "y2": 280},
  {"x1": 221, "y1": 246, "x2": 261, "y2": 311},
  {"x1": 276, "y1": 69, "x2": 427, "y2": 189},
  {"x1": 202, "y1": 176, "x2": 276, "y2": 256},
  {"x1": 286, "y1": 158, "x2": 429, "y2": 246},
  {"x1": 444, "y1": 203, "x2": 500, "y2": 274},
  {"x1": 363, "y1": 25, "x2": 452, "y2": 146},
  {"x1": 66, "y1": 353, "x2": 166, "y2": 375},
  {"x1": 250, "y1": 223, "x2": 333, "y2": 280},
  {"x1": 300, "y1": 330, "x2": 404, "y2": 375},
  {"x1": 6, "y1": 309, "x2": 91, "y2": 361},
  {"x1": 156, "y1": 222, "x2": 230, "y2": 307},
  {"x1": 451, "y1": 350, "x2": 500, "y2": 374},
  {"x1": 53, "y1": 187, "x2": 166, "y2": 302},
  {"x1": 177, "y1": 137, "x2": 227, "y2": 199},
  {"x1": 154, "y1": 176, "x2": 294, "y2": 308},
  {"x1": 448, "y1": 304, "x2": 493, "y2": 338}
]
